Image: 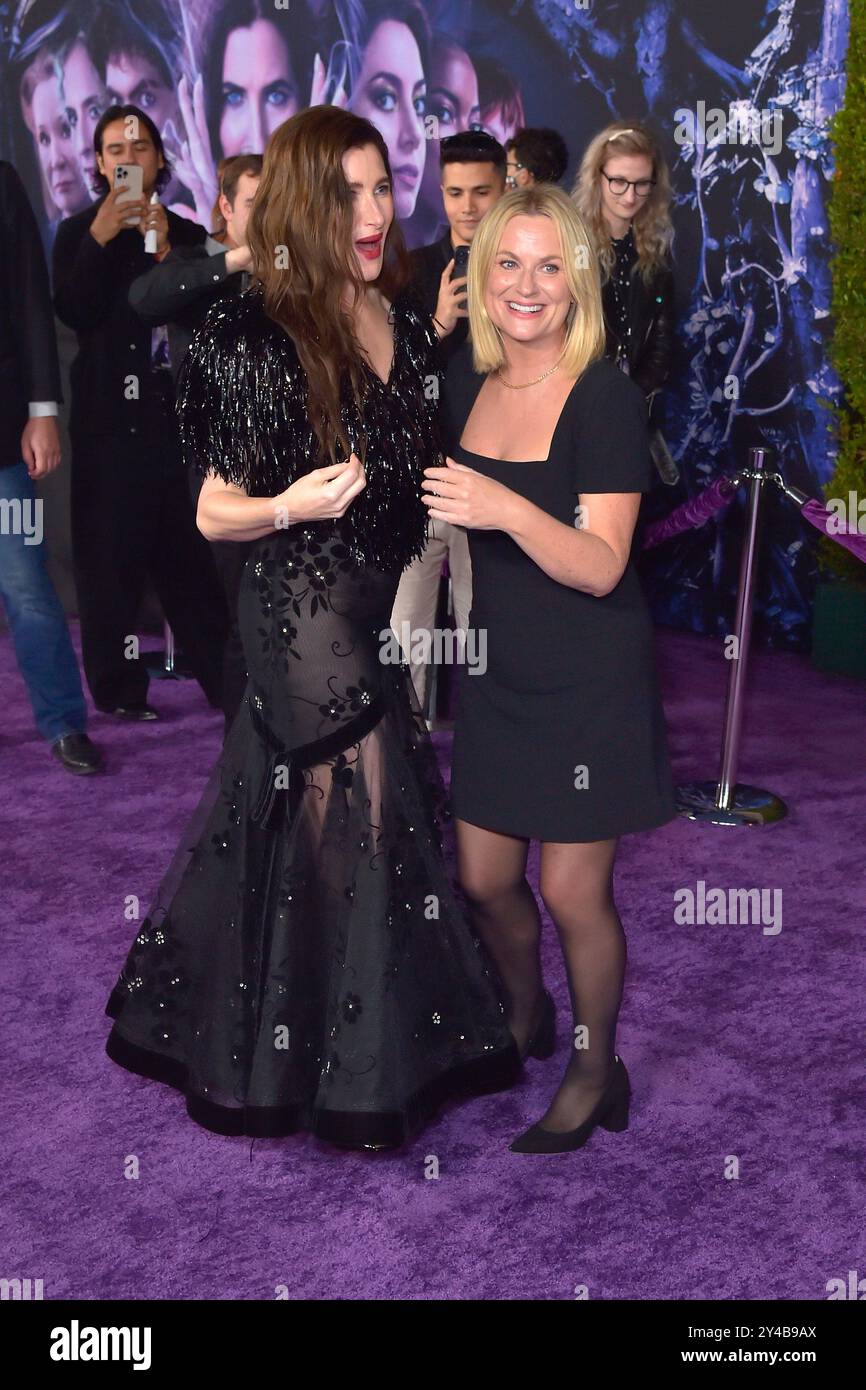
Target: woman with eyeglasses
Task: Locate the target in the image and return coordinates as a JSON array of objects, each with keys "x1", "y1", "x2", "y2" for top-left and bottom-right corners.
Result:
[{"x1": 573, "y1": 123, "x2": 674, "y2": 402}]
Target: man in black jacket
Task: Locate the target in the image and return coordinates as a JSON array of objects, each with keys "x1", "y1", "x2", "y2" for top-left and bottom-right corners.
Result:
[
  {"x1": 128, "y1": 154, "x2": 261, "y2": 732},
  {"x1": 52, "y1": 105, "x2": 227, "y2": 720},
  {"x1": 0, "y1": 160, "x2": 101, "y2": 774},
  {"x1": 128, "y1": 154, "x2": 260, "y2": 386},
  {"x1": 392, "y1": 132, "x2": 506, "y2": 716},
  {"x1": 408, "y1": 130, "x2": 507, "y2": 370}
]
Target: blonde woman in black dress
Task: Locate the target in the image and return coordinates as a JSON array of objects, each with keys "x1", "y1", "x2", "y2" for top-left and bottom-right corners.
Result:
[{"x1": 423, "y1": 185, "x2": 676, "y2": 1154}]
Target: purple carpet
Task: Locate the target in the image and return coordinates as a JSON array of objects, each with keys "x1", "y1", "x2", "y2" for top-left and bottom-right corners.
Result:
[{"x1": 2, "y1": 622, "x2": 864, "y2": 1300}]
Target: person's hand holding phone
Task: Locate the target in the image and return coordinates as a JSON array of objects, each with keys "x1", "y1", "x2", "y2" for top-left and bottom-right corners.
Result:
[
  {"x1": 434, "y1": 257, "x2": 469, "y2": 337},
  {"x1": 89, "y1": 186, "x2": 148, "y2": 247}
]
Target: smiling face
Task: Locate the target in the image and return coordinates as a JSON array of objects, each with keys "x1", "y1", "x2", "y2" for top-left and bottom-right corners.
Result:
[
  {"x1": 105, "y1": 51, "x2": 176, "y2": 133},
  {"x1": 62, "y1": 40, "x2": 105, "y2": 197},
  {"x1": 441, "y1": 160, "x2": 504, "y2": 247},
  {"x1": 342, "y1": 143, "x2": 394, "y2": 284},
  {"x1": 31, "y1": 72, "x2": 89, "y2": 214},
  {"x1": 96, "y1": 115, "x2": 164, "y2": 199},
  {"x1": 349, "y1": 20, "x2": 425, "y2": 220},
  {"x1": 484, "y1": 214, "x2": 572, "y2": 347},
  {"x1": 220, "y1": 19, "x2": 299, "y2": 157},
  {"x1": 599, "y1": 151, "x2": 654, "y2": 235}
]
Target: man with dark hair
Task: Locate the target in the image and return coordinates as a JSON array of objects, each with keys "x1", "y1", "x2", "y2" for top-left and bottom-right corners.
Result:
[
  {"x1": 506, "y1": 127, "x2": 569, "y2": 187},
  {"x1": 391, "y1": 130, "x2": 506, "y2": 717},
  {"x1": 52, "y1": 104, "x2": 228, "y2": 721},
  {"x1": 128, "y1": 153, "x2": 263, "y2": 732},
  {"x1": 409, "y1": 130, "x2": 506, "y2": 368},
  {"x1": 0, "y1": 158, "x2": 101, "y2": 773}
]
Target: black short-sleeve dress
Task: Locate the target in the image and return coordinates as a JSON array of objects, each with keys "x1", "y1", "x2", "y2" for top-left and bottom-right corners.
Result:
[{"x1": 441, "y1": 343, "x2": 677, "y2": 842}]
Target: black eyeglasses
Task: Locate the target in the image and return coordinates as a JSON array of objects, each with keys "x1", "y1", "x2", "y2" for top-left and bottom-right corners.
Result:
[{"x1": 601, "y1": 170, "x2": 656, "y2": 197}]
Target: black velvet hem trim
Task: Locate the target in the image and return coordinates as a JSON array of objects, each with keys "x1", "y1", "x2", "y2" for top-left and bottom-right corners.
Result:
[{"x1": 104, "y1": 1025, "x2": 521, "y2": 1150}]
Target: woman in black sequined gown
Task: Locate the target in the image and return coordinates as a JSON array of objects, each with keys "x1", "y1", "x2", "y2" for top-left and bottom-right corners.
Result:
[{"x1": 104, "y1": 108, "x2": 519, "y2": 1149}]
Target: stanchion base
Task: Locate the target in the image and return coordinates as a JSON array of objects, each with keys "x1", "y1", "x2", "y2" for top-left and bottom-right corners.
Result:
[
  {"x1": 676, "y1": 782, "x2": 788, "y2": 826},
  {"x1": 142, "y1": 650, "x2": 196, "y2": 681}
]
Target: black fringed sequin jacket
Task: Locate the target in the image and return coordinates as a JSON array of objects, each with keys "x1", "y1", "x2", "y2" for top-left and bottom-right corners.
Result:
[{"x1": 175, "y1": 284, "x2": 443, "y2": 574}]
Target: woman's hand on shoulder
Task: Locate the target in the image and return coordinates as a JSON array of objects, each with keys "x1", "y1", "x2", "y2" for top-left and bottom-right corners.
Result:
[
  {"x1": 422, "y1": 457, "x2": 520, "y2": 531},
  {"x1": 276, "y1": 454, "x2": 366, "y2": 527}
]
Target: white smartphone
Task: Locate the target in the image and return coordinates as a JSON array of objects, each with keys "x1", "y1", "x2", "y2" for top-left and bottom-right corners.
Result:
[{"x1": 114, "y1": 164, "x2": 144, "y2": 226}]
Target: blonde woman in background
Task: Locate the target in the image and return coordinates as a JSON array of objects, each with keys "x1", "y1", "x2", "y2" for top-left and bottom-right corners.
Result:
[
  {"x1": 573, "y1": 121, "x2": 675, "y2": 404},
  {"x1": 424, "y1": 185, "x2": 676, "y2": 1153}
]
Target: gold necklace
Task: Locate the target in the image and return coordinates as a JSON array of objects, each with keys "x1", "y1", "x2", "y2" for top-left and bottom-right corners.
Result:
[{"x1": 496, "y1": 349, "x2": 567, "y2": 389}]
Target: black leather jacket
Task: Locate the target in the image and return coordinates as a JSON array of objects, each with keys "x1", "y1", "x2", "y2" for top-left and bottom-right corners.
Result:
[{"x1": 602, "y1": 260, "x2": 675, "y2": 404}]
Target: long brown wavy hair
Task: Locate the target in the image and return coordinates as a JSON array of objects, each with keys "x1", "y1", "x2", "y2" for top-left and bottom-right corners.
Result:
[
  {"x1": 572, "y1": 122, "x2": 673, "y2": 286},
  {"x1": 246, "y1": 106, "x2": 410, "y2": 464}
]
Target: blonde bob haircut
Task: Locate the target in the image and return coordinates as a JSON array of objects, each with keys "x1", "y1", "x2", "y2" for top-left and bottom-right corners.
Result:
[{"x1": 466, "y1": 184, "x2": 606, "y2": 379}]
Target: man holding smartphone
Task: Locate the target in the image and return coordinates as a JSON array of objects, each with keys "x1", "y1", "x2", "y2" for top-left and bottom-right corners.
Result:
[
  {"x1": 392, "y1": 132, "x2": 506, "y2": 718},
  {"x1": 408, "y1": 131, "x2": 507, "y2": 368},
  {"x1": 52, "y1": 105, "x2": 228, "y2": 722}
]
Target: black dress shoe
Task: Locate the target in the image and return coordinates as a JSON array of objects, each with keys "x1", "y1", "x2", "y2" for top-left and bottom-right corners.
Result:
[
  {"x1": 109, "y1": 703, "x2": 160, "y2": 720},
  {"x1": 509, "y1": 1056, "x2": 631, "y2": 1154},
  {"x1": 51, "y1": 732, "x2": 103, "y2": 775}
]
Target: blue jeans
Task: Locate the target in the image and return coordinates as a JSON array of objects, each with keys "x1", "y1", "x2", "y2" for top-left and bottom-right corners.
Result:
[{"x1": 0, "y1": 461, "x2": 87, "y2": 742}]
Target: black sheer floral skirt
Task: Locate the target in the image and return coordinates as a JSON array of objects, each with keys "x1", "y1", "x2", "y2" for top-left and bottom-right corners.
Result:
[{"x1": 104, "y1": 526, "x2": 520, "y2": 1148}]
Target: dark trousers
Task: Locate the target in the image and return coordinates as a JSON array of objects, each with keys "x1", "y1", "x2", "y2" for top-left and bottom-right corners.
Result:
[{"x1": 70, "y1": 415, "x2": 228, "y2": 712}]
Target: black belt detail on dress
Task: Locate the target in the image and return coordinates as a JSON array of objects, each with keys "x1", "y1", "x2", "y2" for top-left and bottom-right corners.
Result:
[{"x1": 247, "y1": 693, "x2": 387, "y2": 828}]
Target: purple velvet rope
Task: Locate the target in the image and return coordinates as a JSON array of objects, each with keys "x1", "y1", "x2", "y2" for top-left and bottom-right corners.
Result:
[
  {"x1": 801, "y1": 499, "x2": 866, "y2": 565},
  {"x1": 641, "y1": 476, "x2": 735, "y2": 550}
]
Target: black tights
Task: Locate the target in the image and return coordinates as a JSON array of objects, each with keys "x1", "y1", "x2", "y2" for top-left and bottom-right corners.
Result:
[{"x1": 456, "y1": 820, "x2": 624, "y2": 1132}]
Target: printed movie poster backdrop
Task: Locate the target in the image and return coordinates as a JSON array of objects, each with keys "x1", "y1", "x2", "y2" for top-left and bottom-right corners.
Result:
[{"x1": 0, "y1": 0, "x2": 849, "y2": 650}]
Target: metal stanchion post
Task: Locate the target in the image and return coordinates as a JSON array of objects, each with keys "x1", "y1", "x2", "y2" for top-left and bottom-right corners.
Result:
[
  {"x1": 677, "y1": 447, "x2": 788, "y2": 827},
  {"x1": 163, "y1": 619, "x2": 175, "y2": 675},
  {"x1": 143, "y1": 617, "x2": 187, "y2": 680}
]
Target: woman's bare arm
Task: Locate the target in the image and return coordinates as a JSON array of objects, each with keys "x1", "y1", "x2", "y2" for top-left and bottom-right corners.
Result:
[
  {"x1": 196, "y1": 455, "x2": 368, "y2": 542},
  {"x1": 503, "y1": 490, "x2": 641, "y2": 598},
  {"x1": 196, "y1": 472, "x2": 286, "y2": 542}
]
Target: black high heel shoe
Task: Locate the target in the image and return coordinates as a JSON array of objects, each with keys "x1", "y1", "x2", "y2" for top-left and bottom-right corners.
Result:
[
  {"x1": 508, "y1": 1056, "x2": 631, "y2": 1153},
  {"x1": 517, "y1": 989, "x2": 557, "y2": 1063}
]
